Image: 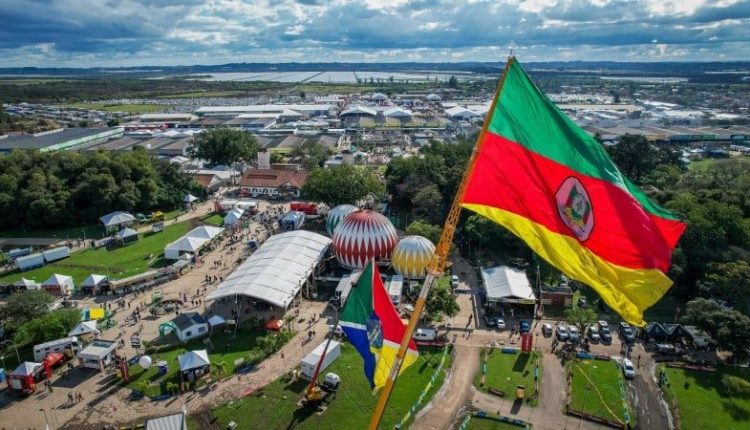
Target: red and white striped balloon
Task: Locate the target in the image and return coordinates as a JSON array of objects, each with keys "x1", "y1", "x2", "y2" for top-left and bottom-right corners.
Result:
[{"x1": 332, "y1": 209, "x2": 399, "y2": 269}]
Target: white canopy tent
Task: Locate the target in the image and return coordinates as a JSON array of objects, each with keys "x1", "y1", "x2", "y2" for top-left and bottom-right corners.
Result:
[
  {"x1": 186, "y1": 226, "x2": 223, "y2": 240},
  {"x1": 178, "y1": 350, "x2": 210, "y2": 372},
  {"x1": 164, "y1": 226, "x2": 224, "y2": 260},
  {"x1": 42, "y1": 273, "x2": 74, "y2": 296},
  {"x1": 183, "y1": 194, "x2": 199, "y2": 203},
  {"x1": 99, "y1": 211, "x2": 136, "y2": 231},
  {"x1": 223, "y1": 209, "x2": 244, "y2": 226},
  {"x1": 480, "y1": 266, "x2": 536, "y2": 304},
  {"x1": 68, "y1": 320, "x2": 100, "y2": 337},
  {"x1": 207, "y1": 314, "x2": 226, "y2": 327},
  {"x1": 207, "y1": 230, "x2": 331, "y2": 308},
  {"x1": 15, "y1": 278, "x2": 40, "y2": 290}
]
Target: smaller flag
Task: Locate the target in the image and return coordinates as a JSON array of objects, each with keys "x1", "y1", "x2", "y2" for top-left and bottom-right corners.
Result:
[{"x1": 340, "y1": 261, "x2": 419, "y2": 389}]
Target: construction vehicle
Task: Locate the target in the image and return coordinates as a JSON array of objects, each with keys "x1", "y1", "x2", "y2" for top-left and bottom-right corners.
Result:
[{"x1": 148, "y1": 211, "x2": 165, "y2": 222}]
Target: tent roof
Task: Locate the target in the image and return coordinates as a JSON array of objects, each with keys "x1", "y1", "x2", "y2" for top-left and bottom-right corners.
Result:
[
  {"x1": 186, "y1": 226, "x2": 223, "y2": 240},
  {"x1": 341, "y1": 106, "x2": 377, "y2": 116},
  {"x1": 178, "y1": 349, "x2": 210, "y2": 371},
  {"x1": 117, "y1": 227, "x2": 138, "y2": 238},
  {"x1": 81, "y1": 274, "x2": 108, "y2": 287},
  {"x1": 11, "y1": 361, "x2": 42, "y2": 376},
  {"x1": 207, "y1": 314, "x2": 226, "y2": 326},
  {"x1": 15, "y1": 278, "x2": 39, "y2": 288},
  {"x1": 68, "y1": 320, "x2": 100, "y2": 337},
  {"x1": 43, "y1": 273, "x2": 73, "y2": 286},
  {"x1": 207, "y1": 230, "x2": 331, "y2": 308},
  {"x1": 383, "y1": 107, "x2": 413, "y2": 118},
  {"x1": 166, "y1": 236, "x2": 206, "y2": 253},
  {"x1": 480, "y1": 266, "x2": 535, "y2": 302},
  {"x1": 99, "y1": 211, "x2": 135, "y2": 227},
  {"x1": 183, "y1": 194, "x2": 199, "y2": 203},
  {"x1": 146, "y1": 413, "x2": 188, "y2": 430}
]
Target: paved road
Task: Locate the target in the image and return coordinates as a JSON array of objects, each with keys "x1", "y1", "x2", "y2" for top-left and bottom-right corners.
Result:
[{"x1": 628, "y1": 359, "x2": 673, "y2": 430}]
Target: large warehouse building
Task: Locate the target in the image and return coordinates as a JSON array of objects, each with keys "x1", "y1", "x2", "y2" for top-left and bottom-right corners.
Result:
[
  {"x1": 0, "y1": 127, "x2": 124, "y2": 153},
  {"x1": 206, "y1": 230, "x2": 331, "y2": 320}
]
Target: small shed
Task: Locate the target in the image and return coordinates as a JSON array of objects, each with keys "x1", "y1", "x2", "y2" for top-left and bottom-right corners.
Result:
[
  {"x1": 171, "y1": 312, "x2": 209, "y2": 343},
  {"x1": 178, "y1": 349, "x2": 211, "y2": 382},
  {"x1": 15, "y1": 278, "x2": 40, "y2": 290},
  {"x1": 80, "y1": 274, "x2": 108, "y2": 295},
  {"x1": 68, "y1": 320, "x2": 101, "y2": 339},
  {"x1": 42, "y1": 273, "x2": 74, "y2": 296},
  {"x1": 207, "y1": 314, "x2": 226, "y2": 333},
  {"x1": 223, "y1": 208, "x2": 244, "y2": 227},
  {"x1": 77, "y1": 340, "x2": 117, "y2": 371},
  {"x1": 99, "y1": 211, "x2": 136, "y2": 232},
  {"x1": 116, "y1": 227, "x2": 139, "y2": 245}
]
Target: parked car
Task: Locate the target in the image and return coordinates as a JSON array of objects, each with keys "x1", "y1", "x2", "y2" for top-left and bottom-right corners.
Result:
[
  {"x1": 496, "y1": 318, "x2": 506, "y2": 330},
  {"x1": 568, "y1": 325, "x2": 580, "y2": 343},
  {"x1": 598, "y1": 320, "x2": 612, "y2": 342},
  {"x1": 519, "y1": 320, "x2": 530, "y2": 333},
  {"x1": 542, "y1": 323, "x2": 553, "y2": 337},
  {"x1": 587, "y1": 324, "x2": 600, "y2": 342},
  {"x1": 483, "y1": 314, "x2": 496, "y2": 327},
  {"x1": 656, "y1": 343, "x2": 684, "y2": 356},
  {"x1": 555, "y1": 325, "x2": 569, "y2": 341},
  {"x1": 619, "y1": 322, "x2": 636, "y2": 344},
  {"x1": 578, "y1": 296, "x2": 588, "y2": 308},
  {"x1": 450, "y1": 275, "x2": 459, "y2": 288},
  {"x1": 622, "y1": 358, "x2": 635, "y2": 379}
]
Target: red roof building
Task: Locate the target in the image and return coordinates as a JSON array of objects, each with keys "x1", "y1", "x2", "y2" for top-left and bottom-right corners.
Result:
[{"x1": 240, "y1": 166, "x2": 308, "y2": 198}]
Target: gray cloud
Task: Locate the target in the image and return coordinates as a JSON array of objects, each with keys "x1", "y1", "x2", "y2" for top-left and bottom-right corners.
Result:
[{"x1": 0, "y1": 0, "x2": 749, "y2": 66}]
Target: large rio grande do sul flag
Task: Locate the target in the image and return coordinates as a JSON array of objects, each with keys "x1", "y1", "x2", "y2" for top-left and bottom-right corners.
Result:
[
  {"x1": 462, "y1": 59, "x2": 686, "y2": 326},
  {"x1": 339, "y1": 261, "x2": 418, "y2": 389}
]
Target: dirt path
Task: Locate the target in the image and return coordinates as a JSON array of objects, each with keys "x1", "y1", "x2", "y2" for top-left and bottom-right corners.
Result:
[{"x1": 411, "y1": 345, "x2": 480, "y2": 430}]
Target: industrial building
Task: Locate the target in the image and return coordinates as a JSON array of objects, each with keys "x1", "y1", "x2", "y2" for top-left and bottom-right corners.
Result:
[{"x1": 0, "y1": 127, "x2": 124, "y2": 153}]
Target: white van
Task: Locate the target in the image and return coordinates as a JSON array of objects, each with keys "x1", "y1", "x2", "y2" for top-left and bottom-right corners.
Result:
[
  {"x1": 33, "y1": 336, "x2": 82, "y2": 361},
  {"x1": 413, "y1": 328, "x2": 437, "y2": 341},
  {"x1": 388, "y1": 275, "x2": 404, "y2": 305}
]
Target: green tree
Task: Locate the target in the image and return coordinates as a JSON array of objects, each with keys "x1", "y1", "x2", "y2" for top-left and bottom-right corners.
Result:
[
  {"x1": 563, "y1": 291, "x2": 597, "y2": 334},
  {"x1": 412, "y1": 184, "x2": 443, "y2": 223},
  {"x1": 301, "y1": 165, "x2": 383, "y2": 207},
  {"x1": 722, "y1": 375, "x2": 750, "y2": 397},
  {"x1": 106, "y1": 118, "x2": 120, "y2": 127},
  {"x1": 404, "y1": 220, "x2": 442, "y2": 244},
  {"x1": 684, "y1": 298, "x2": 750, "y2": 359},
  {"x1": 190, "y1": 128, "x2": 259, "y2": 167},
  {"x1": 606, "y1": 134, "x2": 659, "y2": 183},
  {"x1": 13, "y1": 309, "x2": 80, "y2": 347},
  {"x1": 426, "y1": 280, "x2": 460, "y2": 322},
  {"x1": 290, "y1": 141, "x2": 332, "y2": 170},
  {"x1": 699, "y1": 261, "x2": 750, "y2": 307},
  {"x1": 0, "y1": 290, "x2": 54, "y2": 332},
  {"x1": 448, "y1": 75, "x2": 459, "y2": 89}
]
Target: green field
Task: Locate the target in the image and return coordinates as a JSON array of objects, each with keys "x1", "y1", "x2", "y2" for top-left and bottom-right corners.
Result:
[
  {"x1": 0, "y1": 223, "x2": 106, "y2": 240},
  {"x1": 202, "y1": 344, "x2": 451, "y2": 430},
  {"x1": 56, "y1": 102, "x2": 169, "y2": 113},
  {"x1": 201, "y1": 214, "x2": 224, "y2": 227},
  {"x1": 661, "y1": 366, "x2": 750, "y2": 430},
  {"x1": 0, "y1": 220, "x2": 197, "y2": 285},
  {"x1": 475, "y1": 350, "x2": 541, "y2": 406},
  {"x1": 569, "y1": 360, "x2": 629, "y2": 425},
  {"x1": 688, "y1": 158, "x2": 718, "y2": 171},
  {"x1": 156, "y1": 90, "x2": 248, "y2": 99},
  {"x1": 466, "y1": 416, "x2": 529, "y2": 430},
  {"x1": 0, "y1": 78, "x2": 73, "y2": 85},
  {"x1": 127, "y1": 330, "x2": 290, "y2": 397}
]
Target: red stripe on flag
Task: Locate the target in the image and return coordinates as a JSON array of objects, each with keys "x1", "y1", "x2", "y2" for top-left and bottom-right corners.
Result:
[{"x1": 463, "y1": 132, "x2": 685, "y2": 272}]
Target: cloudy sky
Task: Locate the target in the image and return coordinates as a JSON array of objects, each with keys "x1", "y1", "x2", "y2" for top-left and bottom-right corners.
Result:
[{"x1": 1, "y1": 0, "x2": 749, "y2": 67}]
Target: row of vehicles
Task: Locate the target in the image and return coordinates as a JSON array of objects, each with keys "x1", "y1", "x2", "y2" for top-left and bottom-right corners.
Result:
[{"x1": 553, "y1": 320, "x2": 637, "y2": 345}]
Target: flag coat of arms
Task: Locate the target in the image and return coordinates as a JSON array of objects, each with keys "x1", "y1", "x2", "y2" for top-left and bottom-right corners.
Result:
[
  {"x1": 461, "y1": 59, "x2": 686, "y2": 326},
  {"x1": 339, "y1": 261, "x2": 419, "y2": 389}
]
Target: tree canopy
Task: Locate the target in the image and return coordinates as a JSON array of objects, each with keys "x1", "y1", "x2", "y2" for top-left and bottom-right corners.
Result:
[
  {"x1": 289, "y1": 141, "x2": 333, "y2": 171},
  {"x1": 301, "y1": 165, "x2": 383, "y2": 207},
  {"x1": 684, "y1": 298, "x2": 750, "y2": 358},
  {"x1": 404, "y1": 220, "x2": 442, "y2": 245},
  {"x1": 0, "y1": 149, "x2": 203, "y2": 230},
  {"x1": 13, "y1": 308, "x2": 80, "y2": 347},
  {"x1": 0, "y1": 289, "x2": 54, "y2": 332},
  {"x1": 190, "y1": 128, "x2": 259, "y2": 167}
]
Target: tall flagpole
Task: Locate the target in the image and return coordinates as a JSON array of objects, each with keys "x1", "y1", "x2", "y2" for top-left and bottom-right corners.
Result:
[{"x1": 367, "y1": 56, "x2": 517, "y2": 430}]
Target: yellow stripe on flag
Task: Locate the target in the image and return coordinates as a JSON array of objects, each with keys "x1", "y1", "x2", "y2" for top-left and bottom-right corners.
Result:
[
  {"x1": 372, "y1": 340, "x2": 419, "y2": 390},
  {"x1": 463, "y1": 203, "x2": 672, "y2": 326}
]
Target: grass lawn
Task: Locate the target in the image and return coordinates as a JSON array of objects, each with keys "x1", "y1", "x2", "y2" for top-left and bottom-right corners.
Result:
[
  {"x1": 127, "y1": 330, "x2": 284, "y2": 397},
  {"x1": 201, "y1": 214, "x2": 224, "y2": 227},
  {"x1": 56, "y1": 102, "x2": 169, "y2": 113},
  {"x1": 569, "y1": 360, "x2": 628, "y2": 425},
  {"x1": 474, "y1": 350, "x2": 541, "y2": 406},
  {"x1": 466, "y1": 417, "x2": 529, "y2": 430},
  {"x1": 0, "y1": 220, "x2": 192, "y2": 285},
  {"x1": 203, "y1": 344, "x2": 451, "y2": 430},
  {"x1": 0, "y1": 223, "x2": 105, "y2": 239},
  {"x1": 661, "y1": 365, "x2": 750, "y2": 430}
]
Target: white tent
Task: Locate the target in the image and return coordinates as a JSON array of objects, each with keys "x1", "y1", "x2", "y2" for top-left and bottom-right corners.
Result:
[
  {"x1": 383, "y1": 107, "x2": 413, "y2": 118},
  {"x1": 68, "y1": 320, "x2": 100, "y2": 337},
  {"x1": 117, "y1": 227, "x2": 138, "y2": 238},
  {"x1": 15, "y1": 278, "x2": 40, "y2": 290},
  {"x1": 480, "y1": 266, "x2": 536, "y2": 304},
  {"x1": 340, "y1": 106, "x2": 377, "y2": 116},
  {"x1": 99, "y1": 211, "x2": 135, "y2": 229},
  {"x1": 177, "y1": 350, "x2": 210, "y2": 372},
  {"x1": 223, "y1": 209, "x2": 244, "y2": 226},
  {"x1": 11, "y1": 361, "x2": 42, "y2": 377},
  {"x1": 207, "y1": 314, "x2": 226, "y2": 327},
  {"x1": 183, "y1": 194, "x2": 199, "y2": 203},
  {"x1": 165, "y1": 237, "x2": 205, "y2": 260},
  {"x1": 42, "y1": 273, "x2": 73, "y2": 296},
  {"x1": 186, "y1": 226, "x2": 223, "y2": 240},
  {"x1": 81, "y1": 274, "x2": 108, "y2": 293}
]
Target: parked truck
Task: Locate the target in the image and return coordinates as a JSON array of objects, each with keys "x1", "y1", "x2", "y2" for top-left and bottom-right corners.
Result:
[
  {"x1": 300, "y1": 340, "x2": 341, "y2": 380},
  {"x1": 16, "y1": 253, "x2": 45, "y2": 271}
]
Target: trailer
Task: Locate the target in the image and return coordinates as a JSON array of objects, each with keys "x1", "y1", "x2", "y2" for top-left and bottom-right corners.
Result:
[
  {"x1": 290, "y1": 201, "x2": 319, "y2": 216},
  {"x1": 42, "y1": 246, "x2": 70, "y2": 263},
  {"x1": 33, "y1": 337, "x2": 82, "y2": 362},
  {"x1": 5, "y1": 247, "x2": 33, "y2": 262},
  {"x1": 300, "y1": 340, "x2": 341, "y2": 380},
  {"x1": 388, "y1": 275, "x2": 404, "y2": 305},
  {"x1": 280, "y1": 211, "x2": 305, "y2": 231},
  {"x1": 333, "y1": 269, "x2": 362, "y2": 305},
  {"x1": 16, "y1": 253, "x2": 45, "y2": 271}
]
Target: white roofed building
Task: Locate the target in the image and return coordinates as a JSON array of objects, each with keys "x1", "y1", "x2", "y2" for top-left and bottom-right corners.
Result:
[
  {"x1": 207, "y1": 230, "x2": 331, "y2": 317},
  {"x1": 480, "y1": 266, "x2": 536, "y2": 305}
]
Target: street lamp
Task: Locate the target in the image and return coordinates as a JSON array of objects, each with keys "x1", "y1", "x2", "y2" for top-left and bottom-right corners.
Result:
[{"x1": 0, "y1": 340, "x2": 20, "y2": 365}]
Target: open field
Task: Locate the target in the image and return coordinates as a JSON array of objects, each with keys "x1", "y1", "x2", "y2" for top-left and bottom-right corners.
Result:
[
  {"x1": 56, "y1": 102, "x2": 169, "y2": 113},
  {"x1": 201, "y1": 344, "x2": 451, "y2": 430},
  {"x1": 0, "y1": 219, "x2": 195, "y2": 285},
  {"x1": 127, "y1": 330, "x2": 290, "y2": 397},
  {"x1": 661, "y1": 365, "x2": 750, "y2": 430},
  {"x1": 475, "y1": 349, "x2": 541, "y2": 406},
  {"x1": 569, "y1": 360, "x2": 628, "y2": 424}
]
